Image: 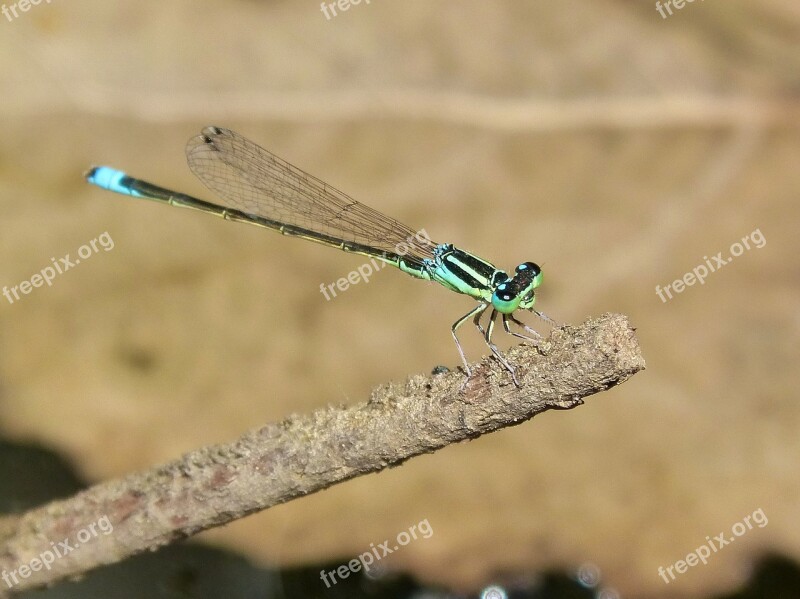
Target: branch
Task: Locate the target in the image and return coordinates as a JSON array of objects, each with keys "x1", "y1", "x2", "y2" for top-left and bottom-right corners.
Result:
[
  {"x1": 31, "y1": 83, "x2": 800, "y2": 130},
  {"x1": 0, "y1": 313, "x2": 644, "y2": 594}
]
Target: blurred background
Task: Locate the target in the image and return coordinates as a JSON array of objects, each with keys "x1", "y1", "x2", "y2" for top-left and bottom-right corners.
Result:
[{"x1": 0, "y1": 1, "x2": 798, "y2": 597}]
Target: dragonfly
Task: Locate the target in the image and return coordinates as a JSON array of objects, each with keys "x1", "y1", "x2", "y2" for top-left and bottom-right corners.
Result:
[{"x1": 86, "y1": 127, "x2": 556, "y2": 386}]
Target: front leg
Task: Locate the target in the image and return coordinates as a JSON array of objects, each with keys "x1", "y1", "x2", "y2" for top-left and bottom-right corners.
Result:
[
  {"x1": 451, "y1": 303, "x2": 488, "y2": 380},
  {"x1": 533, "y1": 309, "x2": 561, "y2": 327},
  {"x1": 480, "y1": 309, "x2": 520, "y2": 386},
  {"x1": 503, "y1": 313, "x2": 542, "y2": 343}
]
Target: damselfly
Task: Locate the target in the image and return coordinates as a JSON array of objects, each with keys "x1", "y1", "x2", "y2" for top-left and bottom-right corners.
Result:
[{"x1": 86, "y1": 127, "x2": 556, "y2": 386}]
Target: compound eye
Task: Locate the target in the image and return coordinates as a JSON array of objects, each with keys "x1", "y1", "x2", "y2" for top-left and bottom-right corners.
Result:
[
  {"x1": 495, "y1": 283, "x2": 514, "y2": 302},
  {"x1": 516, "y1": 262, "x2": 541, "y2": 275},
  {"x1": 491, "y1": 281, "x2": 522, "y2": 314}
]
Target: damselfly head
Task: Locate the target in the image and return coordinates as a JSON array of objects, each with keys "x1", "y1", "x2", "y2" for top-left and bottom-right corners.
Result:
[
  {"x1": 514, "y1": 262, "x2": 542, "y2": 311},
  {"x1": 491, "y1": 262, "x2": 542, "y2": 313}
]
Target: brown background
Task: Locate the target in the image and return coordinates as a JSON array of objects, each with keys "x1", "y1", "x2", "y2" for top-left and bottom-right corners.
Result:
[{"x1": 0, "y1": 1, "x2": 798, "y2": 597}]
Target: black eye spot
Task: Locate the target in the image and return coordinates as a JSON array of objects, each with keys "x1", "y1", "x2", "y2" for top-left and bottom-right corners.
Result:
[
  {"x1": 516, "y1": 261, "x2": 540, "y2": 274},
  {"x1": 495, "y1": 280, "x2": 520, "y2": 303}
]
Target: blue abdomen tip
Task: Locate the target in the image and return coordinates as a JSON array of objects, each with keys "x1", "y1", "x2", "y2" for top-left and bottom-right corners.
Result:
[{"x1": 86, "y1": 166, "x2": 136, "y2": 196}]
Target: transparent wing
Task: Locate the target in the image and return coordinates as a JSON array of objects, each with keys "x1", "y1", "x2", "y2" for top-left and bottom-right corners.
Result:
[{"x1": 185, "y1": 127, "x2": 438, "y2": 260}]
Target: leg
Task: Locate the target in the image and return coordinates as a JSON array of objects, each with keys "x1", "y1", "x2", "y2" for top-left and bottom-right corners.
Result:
[
  {"x1": 480, "y1": 309, "x2": 520, "y2": 386},
  {"x1": 473, "y1": 304, "x2": 487, "y2": 337},
  {"x1": 503, "y1": 313, "x2": 542, "y2": 343},
  {"x1": 451, "y1": 303, "x2": 488, "y2": 378},
  {"x1": 533, "y1": 309, "x2": 561, "y2": 327}
]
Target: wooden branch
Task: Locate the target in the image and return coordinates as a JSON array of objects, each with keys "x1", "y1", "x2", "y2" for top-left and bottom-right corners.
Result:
[{"x1": 0, "y1": 312, "x2": 644, "y2": 594}]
